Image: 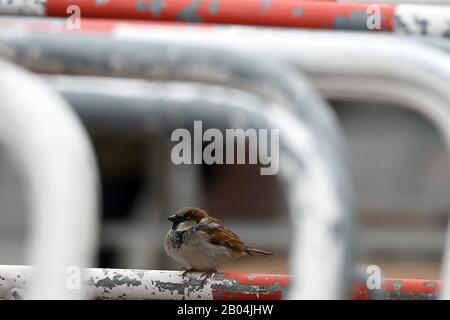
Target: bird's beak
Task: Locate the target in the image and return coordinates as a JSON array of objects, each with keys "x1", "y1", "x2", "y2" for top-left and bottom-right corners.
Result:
[{"x1": 167, "y1": 215, "x2": 177, "y2": 223}]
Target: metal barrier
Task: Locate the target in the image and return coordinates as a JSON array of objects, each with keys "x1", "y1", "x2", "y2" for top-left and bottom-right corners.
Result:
[
  {"x1": 49, "y1": 76, "x2": 352, "y2": 300},
  {"x1": 3, "y1": 1, "x2": 450, "y2": 36},
  {"x1": 121, "y1": 26, "x2": 450, "y2": 298},
  {"x1": 245, "y1": 30, "x2": 450, "y2": 299},
  {"x1": 0, "y1": 28, "x2": 354, "y2": 299},
  {"x1": 0, "y1": 58, "x2": 98, "y2": 299},
  {"x1": 6, "y1": 76, "x2": 347, "y2": 299},
  {"x1": 0, "y1": 0, "x2": 394, "y2": 31},
  {"x1": 0, "y1": 265, "x2": 441, "y2": 300},
  {"x1": 6, "y1": 21, "x2": 450, "y2": 298}
]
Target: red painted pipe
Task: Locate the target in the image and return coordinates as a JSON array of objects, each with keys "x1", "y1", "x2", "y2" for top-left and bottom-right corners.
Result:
[
  {"x1": 214, "y1": 273, "x2": 441, "y2": 300},
  {"x1": 210, "y1": 273, "x2": 441, "y2": 300},
  {"x1": 45, "y1": 0, "x2": 395, "y2": 31},
  {"x1": 353, "y1": 278, "x2": 441, "y2": 300}
]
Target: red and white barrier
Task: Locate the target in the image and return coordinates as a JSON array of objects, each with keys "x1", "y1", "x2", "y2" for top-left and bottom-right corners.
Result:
[
  {"x1": 0, "y1": 265, "x2": 441, "y2": 300},
  {"x1": 2, "y1": 1, "x2": 450, "y2": 36}
]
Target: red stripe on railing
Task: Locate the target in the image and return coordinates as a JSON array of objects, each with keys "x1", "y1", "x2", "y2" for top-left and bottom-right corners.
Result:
[
  {"x1": 209, "y1": 273, "x2": 441, "y2": 300},
  {"x1": 46, "y1": 0, "x2": 395, "y2": 31},
  {"x1": 353, "y1": 278, "x2": 442, "y2": 300}
]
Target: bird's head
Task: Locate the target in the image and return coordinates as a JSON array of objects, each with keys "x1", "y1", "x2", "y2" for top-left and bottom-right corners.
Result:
[{"x1": 167, "y1": 207, "x2": 209, "y2": 231}]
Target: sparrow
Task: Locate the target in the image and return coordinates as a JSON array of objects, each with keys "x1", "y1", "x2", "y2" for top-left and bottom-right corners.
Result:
[{"x1": 164, "y1": 207, "x2": 273, "y2": 279}]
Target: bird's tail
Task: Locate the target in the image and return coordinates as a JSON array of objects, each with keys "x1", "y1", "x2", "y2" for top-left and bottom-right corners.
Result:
[{"x1": 246, "y1": 247, "x2": 273, "y2": 256}]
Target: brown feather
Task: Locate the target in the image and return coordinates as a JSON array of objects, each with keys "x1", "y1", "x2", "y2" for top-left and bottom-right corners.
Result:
[
  {"x1": 200, "y1": 219, "x2": 273, "y2": 260},
  {"x1": 183, "y1": 207, "x2": 209, "y2": 223}
]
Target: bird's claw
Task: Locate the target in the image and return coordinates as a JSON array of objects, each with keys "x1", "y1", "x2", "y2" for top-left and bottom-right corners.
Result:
[
  {"x1": 199, "y1": 270, "x2": 216, "y2": 283},
  {"x1": 180, "y1": 267, "x2": 196, "y2": 278}
]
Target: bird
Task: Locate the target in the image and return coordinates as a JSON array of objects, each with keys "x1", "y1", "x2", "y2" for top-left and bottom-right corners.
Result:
[{"x1": 164, "y1": 207, "x2": 273, "y2": 280}]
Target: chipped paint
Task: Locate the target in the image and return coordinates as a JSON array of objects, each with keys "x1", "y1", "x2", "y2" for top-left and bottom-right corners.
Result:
[
  {"x1": 211, "y1": 279, "x2": 287, "y2": 297},
  {"x1": 209, "y1": 0, "x2": 219, "y2": 15},
  {"x1": 354, "y1": 278, "x2": 442, "y2": 300},
  {"x1": 333, "y1": 10, "x2": 371, "y2": 30},
  {"x1": 135, "y1": 0, "x2": 167, "y2": 17},
  {"x1": 176, "y1": 0, "x2": 203, "y2": 23},
  {"x1": 39, "y1": 0, "x2": 395, "y2": 31},
  {"x1": 388, "y1": 279, "x2": 404, "y2": 291},
  {"x1": 0, "y1": 0, "x2": 46, "y2": 15},
  {"x1": 95, "y1": 0, "x2": 109, "y2": 5},
  {"x1": 393, "y1": 5, "x2": 450, "y2": 37},
  {"x1": 92, "y1": 274, "x2": 143, "y2": 290},
  {"x1": 261, "y1": 0, "x2": 271, "y2": 10},
  {"x1": 293, "y1": 7, "x2": 303, "y2": 17},
  {"x1": 423, "y1": 280, "x2": 438, "y2": 287},
  {"x1": 0, "y1": 266, "x2": 443, "y2": 299}
]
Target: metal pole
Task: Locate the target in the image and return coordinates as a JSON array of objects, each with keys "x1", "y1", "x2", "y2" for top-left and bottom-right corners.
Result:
[
  {"x1": 0, "y1": 265, "x2": 441, "y2": 300},
  {"x1": 0, "y1": 0, "x2": 395, "y2": 31},
  {"x1": 5, "y1": 1, "x2": 450, "y2": 36},
  {"x1": 0, "y1": 58, "x2": 99, "y2": 299}
]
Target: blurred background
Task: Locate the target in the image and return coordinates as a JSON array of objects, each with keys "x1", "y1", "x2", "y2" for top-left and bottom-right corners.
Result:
[
  {"x1": 1, "y1": 95, "x2": 448, "y2": 279},
  {"x1": 1, "y1": 0, "x2": 450, "y2": 297}
]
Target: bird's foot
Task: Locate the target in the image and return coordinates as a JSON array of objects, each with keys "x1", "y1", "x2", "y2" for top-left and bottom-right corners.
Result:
[
  {"x1": 180, "y1": 267, "x2": 197, "y2": 278},
  {"x1": 199, "y1": 269, "x2": 216, "y2": 283}
]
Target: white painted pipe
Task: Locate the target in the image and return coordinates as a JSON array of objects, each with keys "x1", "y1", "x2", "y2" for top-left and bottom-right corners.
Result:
[{"x1": 0, "y1": 265, "x2": 289, "y2": 300}]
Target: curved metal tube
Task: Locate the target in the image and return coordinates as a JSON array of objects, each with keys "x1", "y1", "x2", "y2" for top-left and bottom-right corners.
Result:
[
  {"x1": 0, "y1": 31, "x2": 354, "y2": 299},
  {"x1": 270, "y1": 34, "x2": 450, "y2": 300},
  {"x1": 46, "y1": 76, "x2": 352, "y2": 299},
  {"x1": 0, "y1": 30, "x2": 353, "y2": 299},
  {"x1": 0, "y1": 58, "x2": 98, "y2": 299},
  {"x1": 192, "y1": 30, "x2": 450, "y2": 299},
  {"x1": 88, "y1": 26, "x2": 450, "y2": 298}
]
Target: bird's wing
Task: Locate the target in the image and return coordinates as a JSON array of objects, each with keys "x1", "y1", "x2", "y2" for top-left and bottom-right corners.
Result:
[{"x1": 197, "y1": 220, "x2": 248, "y2": 255}]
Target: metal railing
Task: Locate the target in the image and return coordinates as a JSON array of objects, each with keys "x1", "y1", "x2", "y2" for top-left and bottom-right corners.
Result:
[
  {"x1": 49, "y1": 76, "x2": 351, "y2": 299},
  {"x1": 40, "y1": 77, "x2": 350, "y2": 299},
  {"x1": 0, "y1": 265, "x2": 441, "y2": 300},
  {"x1": 5, "y1": 21, "x2": 450, "y2": 298},
  {"x1": 123, "y1": 26, "x2": 450, "y2": 298},
  {"x1": 3, "y1": 1, "x2": 450, "y2": 36},
  {"x1": 0, "y1": 28, "x2": 354, "y2": 299}
]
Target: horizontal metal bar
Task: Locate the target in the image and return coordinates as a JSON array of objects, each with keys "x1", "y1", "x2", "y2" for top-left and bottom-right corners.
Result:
[
  {"x1": 340, "y1": 0, "x2": 450, "y2": 4},
  {"x1": 4, "y1": 1, "x2": 450, "y2": 36},
  {"x1": 354, "y1": 278, "x2": 441, "y2": 300},
  {"x1": 1, "y1": 0, "x2": 396, "y2": 31},
  {"x1": 0, "y1": 265, "x2": 441, "y2": 300}
]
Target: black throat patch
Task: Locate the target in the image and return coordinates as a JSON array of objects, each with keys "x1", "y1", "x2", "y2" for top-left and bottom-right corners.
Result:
[{"x1": 168, "y1": 230, "x2": 185, "y2": 249}]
